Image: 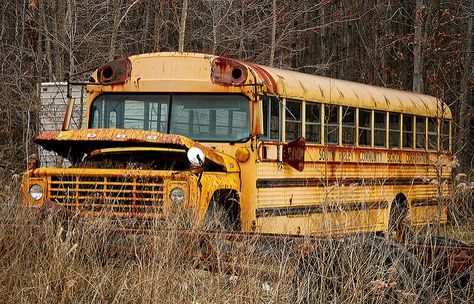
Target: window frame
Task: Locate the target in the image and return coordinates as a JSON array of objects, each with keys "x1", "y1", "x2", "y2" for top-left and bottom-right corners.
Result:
[
  {"x1": 415, "y1": 116, "x2": 427, "y2": 150},
  {"x1": 389, "y1": 112, "x2": 401, "y2": 149},
  {"x1": 261, "y1": 95, "x2": 281, "y2": 141},
  {"x1": 324, "y1": 105, "x2": 340, "y2": 145},
  {"x1": 402, "y1": 114, "x2": 414, "y2": 149},
  {"x1": 373, "y1": 110, "x2": 387, "y2": 148},
  {"x1": 427, "y1": 117, "x2": 438, "y2": 151},
  {"x1": 341, "y1": 106, "x2": 356, "y2": 146},
  {"x1": 358, "y1": 109, "x2": 372, "y2": 147},
  {"x1": 305, "y1": 101, "x2": 322, "y2": 144},
  {"x1": 285, "y1": 99, "x2": 302, "y2": 142},
  {"x1": 440, "y1": 119, "x2": 450, "y2": 152}
]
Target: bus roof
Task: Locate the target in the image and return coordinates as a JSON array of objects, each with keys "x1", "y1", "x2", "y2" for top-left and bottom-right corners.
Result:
[
  {"x1": 115, "y1": 52, "x2": 451, "y2": 119},
  {"x1": 254, "y1": 64, "x2": 451, "y2": 119}
]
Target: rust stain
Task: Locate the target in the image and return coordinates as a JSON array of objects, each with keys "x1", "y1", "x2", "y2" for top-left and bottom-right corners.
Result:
[
  {"x1": 211, "y1": 57, "x2": 248, "y2": 85},
  {"x1": 34, "y1": 129, "x2": 225, "y2": 167},
  {"x1": 97, "y1": 57, "x2": 132, "y2": 85},
  {"x1": 246, "y1": 63, "x2": 278, "y2": 94}
]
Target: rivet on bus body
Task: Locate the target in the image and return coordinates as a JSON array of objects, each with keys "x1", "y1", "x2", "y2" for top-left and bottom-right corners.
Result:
[{"x1": 235, "y1": 147, "x2": 250, "y2": 162}]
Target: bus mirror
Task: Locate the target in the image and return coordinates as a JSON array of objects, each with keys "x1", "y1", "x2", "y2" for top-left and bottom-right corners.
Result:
[
  {"x1": 187, "y1": 147, "x2": 205, "y2": 167},
  {"x1": 282, "y1": 137, "x2": 306, "y2": 172}
]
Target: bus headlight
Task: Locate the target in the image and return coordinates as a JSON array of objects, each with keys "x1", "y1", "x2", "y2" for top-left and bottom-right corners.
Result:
[
  {"x1": 170, "y1": 188, "x2": 185, "y2": 203},
  {"x1": 29, "y1": 184, "x2": 44, "y2": 201}
]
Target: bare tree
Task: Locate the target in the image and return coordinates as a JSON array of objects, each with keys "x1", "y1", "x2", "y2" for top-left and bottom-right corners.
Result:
[
  {"x1": 178, "y1": 0, "x2": 188, "y2": 52},
  {"x1": 413, "y1": 0, "x2": 424, "y2": 93}
]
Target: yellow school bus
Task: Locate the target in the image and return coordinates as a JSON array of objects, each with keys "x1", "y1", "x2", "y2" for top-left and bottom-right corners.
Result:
[{"x1": 22, "y1": 52, "x2": 452, "y2": 236}]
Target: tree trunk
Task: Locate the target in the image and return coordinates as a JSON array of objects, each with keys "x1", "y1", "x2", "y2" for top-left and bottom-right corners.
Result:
[
  {"x1": 141, "y1": 1, "x2": 151, "y2": 53},
  {"x1": 66, "y1": 0, "x2": 75, "y2": 76},
  {"x1": 412, "y1": 0, "x2": 424, "y2": 93},
  {"x1": 39, "y1": 0, "x2": 52, "y2": 79},
  {"x1": 178, "y1": 0, "x2": 188, "y2": 52},
  {"x1": 320, "y1": 4, "x2": 326, "y2": 76},
  {"x1": 109, "y1": 0, "x2": 122, "y2": 60},
  {"x1": 154, "y1": 0, "x2": 165, "y2": 52},
  {"x1": 457, "y1": 0, "x2": 473, "y2": 168},
  {"x1": 269, "y1": 0, "x2": 277, "y2": 67}
]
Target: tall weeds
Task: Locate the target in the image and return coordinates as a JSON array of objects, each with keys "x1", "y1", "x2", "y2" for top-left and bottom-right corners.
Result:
[{"x1": 0, "y1": 175, "x2": 472, "y2": 303}]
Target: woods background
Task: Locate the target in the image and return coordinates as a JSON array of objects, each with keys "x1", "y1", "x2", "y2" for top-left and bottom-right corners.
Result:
[{"x1": 0, "y1": 0, "x2": 472, "y2": 180}]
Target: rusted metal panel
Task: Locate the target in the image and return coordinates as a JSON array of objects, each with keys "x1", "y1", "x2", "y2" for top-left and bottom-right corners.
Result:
[
  {"x1": 97, "y1": 57, "x2": 131, "y2": 85},
  {"x1": 34, "y1": 129, "x2": 226, "y2": 168},
  {"x1": 211, "y1": 57, "x2": 248, "y2": 85},
  {"x1": 246, "y1": 63, "x2": 279, "y2": 95}
]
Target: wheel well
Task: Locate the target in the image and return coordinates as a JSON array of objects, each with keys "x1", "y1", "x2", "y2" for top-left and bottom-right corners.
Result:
[
  {"x1": 387, "y1": 193, "x2": 410, "y2": 234},
  {"x1": 207, "y1": 189, "x2": 241, "y2": 229},
  {"x1": 392, "y1": 193, "x2": 408, "y2": 209}
]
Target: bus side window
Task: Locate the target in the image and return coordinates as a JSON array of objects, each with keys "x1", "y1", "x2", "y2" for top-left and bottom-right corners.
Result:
[
  {"x1": 342, "y1": 106, "x2": 356, "y2": 146},
  {"x1": 305, "y1": 102, "x2": 321, "y2": 144},
  {"x1": 402, "y1": 114, "x2": 414, "y2": 149},
  {"x1": 324, "y1": 105, "x2": 339, "y2": 145},
  {"x1": 358, "y1": 109, "x2": 372, "y2": 147},
  {"x1": 389, "y1": 113, "x2": 400, "y2": 148},
  {"x1": 261, "y1": 95, "x2": 281, "y2": 141},
  {"x1": 428, "y1": 117, "x2": 438, "y2": 150},
  {"x1": 374, "y1": 111, "x2": 386, "y2": 147},
  {"x1": 440, "y1": 119, "x2": 450, "y2": 151},
  {"x1": 285, "y1": 99, "x2": 302, "y2": 142},
  {"x1": 415, "y1": 116, "x2": 426, "y2": 150}
]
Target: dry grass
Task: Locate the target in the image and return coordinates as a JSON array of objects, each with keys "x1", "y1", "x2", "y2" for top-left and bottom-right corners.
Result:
[{"x1": 0, "y1": 177, "x2": 473, "y2": 303}]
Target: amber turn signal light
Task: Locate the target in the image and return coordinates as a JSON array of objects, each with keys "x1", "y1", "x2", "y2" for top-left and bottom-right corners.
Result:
[{"x1": 235, "y1": 147, "x2": 250, "y2": 162}]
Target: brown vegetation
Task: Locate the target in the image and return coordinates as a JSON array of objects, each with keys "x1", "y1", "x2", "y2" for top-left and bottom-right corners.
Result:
[
  {"x1": 0, "y1": 178, "x2": 473, "y2": 303},
  {"x1": 0, "y1": 0, "x2": 473, "y2": 302}
]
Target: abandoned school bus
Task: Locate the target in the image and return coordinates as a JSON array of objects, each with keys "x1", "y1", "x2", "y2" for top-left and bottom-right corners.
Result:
[{"x1": 21, "y1": 52, "x2": 452, "y2": 236}]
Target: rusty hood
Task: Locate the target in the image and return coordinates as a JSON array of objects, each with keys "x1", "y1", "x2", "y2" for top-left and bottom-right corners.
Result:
[{"x1": 34, "y1": 129, "x2": 226, "y2": 167}]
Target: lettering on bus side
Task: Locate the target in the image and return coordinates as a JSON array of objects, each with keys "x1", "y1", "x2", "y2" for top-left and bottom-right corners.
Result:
[
  {"x1": 406, "y1": 152, "x2": 429, "y2": 164},
  {"x1": 387, "y1": 151, "x2": 401, "y2": 163},
  {"x1": 359, "y1": 151, "x2": 383, "y2": 163},
  {"x1": 339, "y1": 150, "x2": 353, "y2": 162},
  {"x1": 318, "y1": 149, "x2": 334, "y2": 161}
]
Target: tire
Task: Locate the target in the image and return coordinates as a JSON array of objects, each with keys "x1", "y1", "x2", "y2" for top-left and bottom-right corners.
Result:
[
  {"x1": 293, "y1": 235, "x2": 428, "y2": 303},
  {"x1": 413, "y1": 236, "x2": 472, "y2": 301}
]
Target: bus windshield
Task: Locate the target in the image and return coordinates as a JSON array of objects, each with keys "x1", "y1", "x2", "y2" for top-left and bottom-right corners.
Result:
[{"x1": 89, "y1": 94, "x2": 250, "y2": 142}]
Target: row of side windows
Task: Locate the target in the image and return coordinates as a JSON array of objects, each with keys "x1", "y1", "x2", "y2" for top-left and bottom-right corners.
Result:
[{"x1": 261, "y1": 96, "x2": 450, "y2": 151}]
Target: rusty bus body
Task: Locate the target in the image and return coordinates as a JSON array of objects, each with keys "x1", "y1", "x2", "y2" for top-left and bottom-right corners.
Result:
[{"x1": 21, "y1": 52, "x2": 452, "y2": 236}]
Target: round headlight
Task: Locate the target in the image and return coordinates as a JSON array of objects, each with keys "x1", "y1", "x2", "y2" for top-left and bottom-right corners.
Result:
[
  {"x1": 170, "y1": 188, "x2": 185, "y2": 203},
  {"x1": 29, "y1": 184, "x2": 43, "y2": 201}
]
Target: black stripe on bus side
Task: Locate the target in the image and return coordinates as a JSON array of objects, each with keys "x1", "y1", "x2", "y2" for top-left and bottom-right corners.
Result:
[
  {"x1": 411, "y1": 199, "x2": 446, "y2": 207},
  {"x1": 256, "y1": 178, "x2": 448, "y2": 188},
  {"x1": 255, "y1": 201, "x2": 389, "y2": 218}
]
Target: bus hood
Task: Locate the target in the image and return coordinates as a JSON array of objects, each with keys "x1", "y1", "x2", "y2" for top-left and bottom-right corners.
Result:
[{"x1": 34, "y1": 129, "x2": 226, "y2": 168}]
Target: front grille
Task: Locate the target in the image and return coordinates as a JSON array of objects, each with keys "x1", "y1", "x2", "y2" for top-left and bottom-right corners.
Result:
[{"x1": 49, "y1": 175, "x2": 164, "y2": 216}]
